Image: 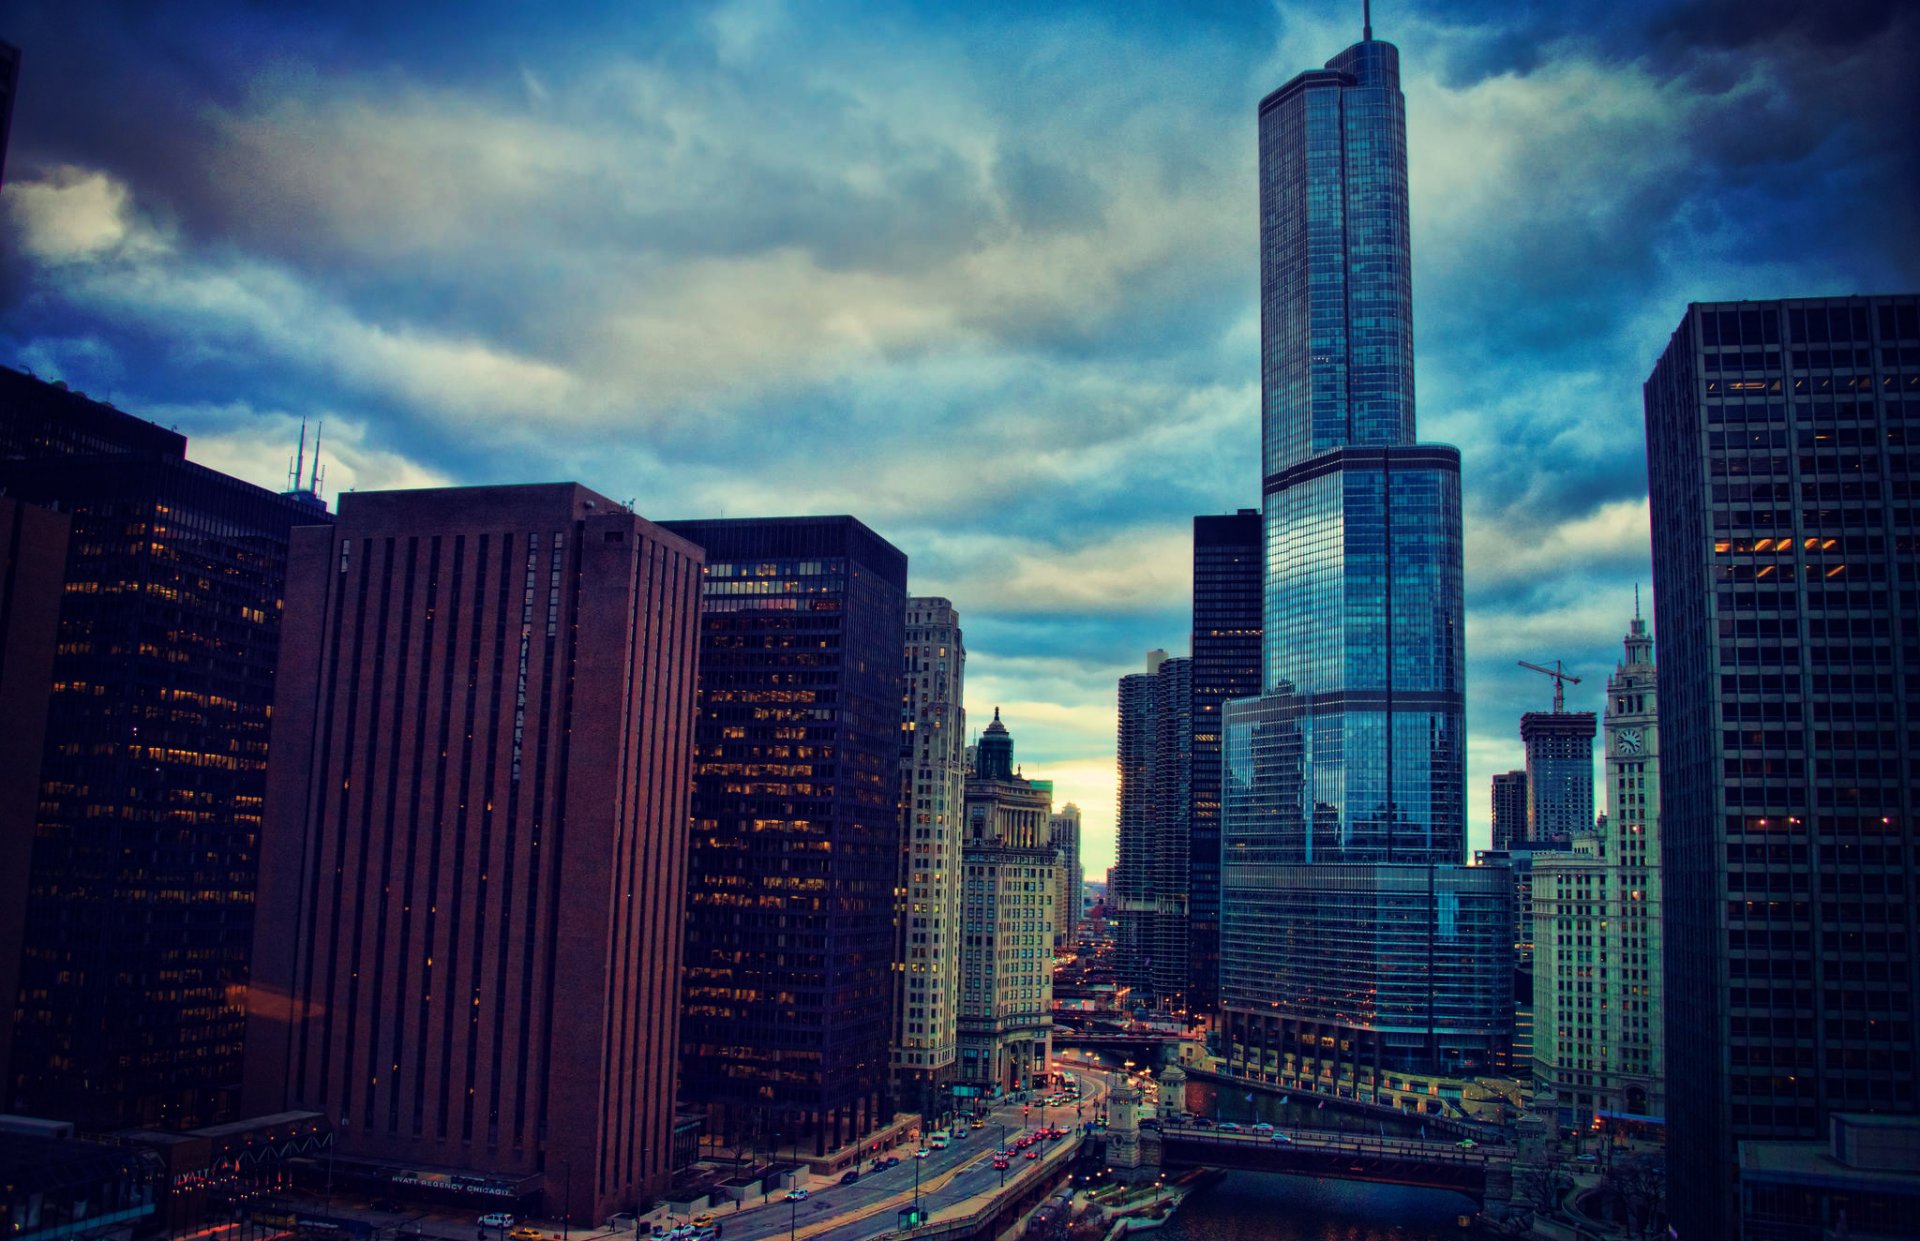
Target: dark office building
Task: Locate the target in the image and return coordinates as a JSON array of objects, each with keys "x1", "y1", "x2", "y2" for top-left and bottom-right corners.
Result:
[
  {"x1": 0, "y1": 497, "x2": 68, "y2": 1087},
  {"x1": 1490, "y1": 770, "x2": 1526, "y2": 852},
  {"x1": 1520, "y1": 710, "x2": 1596, "y2": 848},
  {"x1": 245, "y1": 484, "x2": 702, "y2": 1220},
  {"x1": 0, "y1": 368, "x2": 328, "y2": 1130},
  {"x1": 661, "y1": 516, "x2": 908, "y2": 1157},
  {"x1": 1188, "y1": 509, "x2": 1262, "y2": 1012},
  {"x1": 1645, "y1": 294, "x2": 1920, "y2": 1239},
  {"x1": 1114, "y1": 652, "x2": 1193, "y2": 1013},
  {"x1": 1219, "y1": 22, "x2": 1509, "y2": 1092}
]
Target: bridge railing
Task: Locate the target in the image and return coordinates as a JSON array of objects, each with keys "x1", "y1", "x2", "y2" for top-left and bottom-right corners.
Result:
[{"x1": 1155, "y1": 1125, "x2": 1510, "y2": 1167}]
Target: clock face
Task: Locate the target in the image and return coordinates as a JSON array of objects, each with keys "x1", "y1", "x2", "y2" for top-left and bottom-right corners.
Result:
[{"x1": 1616, "y1": 728, "x2": 1645, "y2": 756}]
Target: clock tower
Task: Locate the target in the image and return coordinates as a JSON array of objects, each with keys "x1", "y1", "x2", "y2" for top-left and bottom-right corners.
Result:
[{"x1": 1532, "y1": 599, "x2": 1664, "y2": 1130}]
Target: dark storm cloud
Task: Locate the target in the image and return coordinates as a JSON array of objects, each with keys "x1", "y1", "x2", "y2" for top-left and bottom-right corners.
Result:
[{"x1": 2, "y1": 0, "x2": 1913, "y2": 855}]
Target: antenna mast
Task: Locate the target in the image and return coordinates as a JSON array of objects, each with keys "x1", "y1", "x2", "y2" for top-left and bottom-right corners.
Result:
[{"x1": 1363, "y1": 0, "x2": 1373, "y2": 40}]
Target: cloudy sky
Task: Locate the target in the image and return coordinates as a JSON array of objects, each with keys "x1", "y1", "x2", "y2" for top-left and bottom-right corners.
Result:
[{"x1": 3, "y1": 0, "x2": 1915, "y2": 870}]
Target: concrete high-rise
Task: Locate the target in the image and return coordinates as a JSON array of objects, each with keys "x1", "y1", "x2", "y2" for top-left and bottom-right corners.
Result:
[
  {"x1": 1646, "y1": 295, "x2": 1920, "y2": 1239},
  {"x1": 1188, "y1": 510, "x2": 1262, "y2": 1011},
  {"x1": 1219, "y1": 23, "x2": 1510, "y2": 1095},
  {"x1": 1049, "y1": 804, "x2": 1082, "y2": 951},
  {"x1": 662, "y1": 517, "x2": 908, "y2": 1159},
  {"x1": 893, "y1": 597, "x2": 966, "y2": 1119},
  {"x1": 1, "y1": 369, "x2": 326, "y2": 1130},
  {"x1": 958, "y1": 711, "x2": 1055, "y2": 1092},
  {"x1": 1520, "y1": 710, "x2": 1596, "y2": 848},
  {"x1": 244, "y1": 484, "x2": 702, "y2": 1220},
  {"x1": 1533, "y1": 604, "x2": 1664, "y2": 1130}
]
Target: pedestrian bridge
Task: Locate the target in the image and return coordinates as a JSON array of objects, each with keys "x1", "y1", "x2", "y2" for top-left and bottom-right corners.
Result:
[{"x1": 1149, "y1": 1125, "x2": 1510, "y2": 1202}]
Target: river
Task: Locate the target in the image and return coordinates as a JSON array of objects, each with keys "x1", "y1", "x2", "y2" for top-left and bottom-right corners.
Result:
[{"x1": 1153, "y1": 1169, "x2": 1486, "y2": 1241}]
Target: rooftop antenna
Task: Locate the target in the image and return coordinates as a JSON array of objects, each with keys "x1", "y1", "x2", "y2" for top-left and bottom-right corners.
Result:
[
  {"x1": 1363, "y1": 0, "x2": 1372, "y2": 40},
  {"x1": 309, "y1": 421, "x2": 323, "y2": 495},
  {"x1": 288, "y1": 418, "x2": 307, "y2": 492},
  {"x1": 1634, "y1": 582, "x2": 1641, "y2": 621}
]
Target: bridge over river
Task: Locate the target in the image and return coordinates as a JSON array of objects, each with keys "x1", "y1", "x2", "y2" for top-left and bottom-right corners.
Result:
[{"x1": 1140, "y1": 1125, "x2": 1513, "y2": 1204}]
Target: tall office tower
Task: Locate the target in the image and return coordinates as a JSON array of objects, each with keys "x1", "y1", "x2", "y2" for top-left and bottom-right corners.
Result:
[
  {"x1": 0, "y1": 497, "x2": 68, "y2": 1089},
  {"x1": 1113, "y1": 652, "x2": 1193, "y2": 1013},
  {"x1": 662, "y1": 517, "x2": 908, "y2": 1157},
  {"x1": 1491, "y1": 770, "x2": 1527, "y2": 852},
  {"x1": 1532, "y1": 605, "x2": 1664, "y2": 1132},
  {"x1": 1049, "y1": 804, "x2": 1082, "y2": 950},
  {"x1": 1647, "y1": 295, "x2": 1920, "y2": 1239},
  {"x1": 0, "y1": 372, "x2": 327, "y2": 1130},
  {"x1": 245, "y1": 485, "x2": 700, "y2": 1218},
  {"x1": 1220, "y1": 24, "x2": 1511, "y2": 1096},
  {"x1": 958, "y1": 712, "x2": 1055, "y2": 1091},
  {"x1": 893, "y1": 597, "x2": 966, "y2": 1120},
  {"x1": 1188, "y1": 509, "x2": 1263, "y2": 1011},
  {"x1": 1520, "y1": 710, "x2": 1596, "y2": 848}
]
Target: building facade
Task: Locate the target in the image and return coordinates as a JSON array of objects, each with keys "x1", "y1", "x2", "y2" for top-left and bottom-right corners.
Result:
[
  {"x1": 1048, "y1": 804, "x2": 1082, "y2": 951},
  {"x1": 1187, "y1": 510, "x2": 1263, "y2": 1011},
  {"x1": 1646, "y1": 295, "x2": 1920, "y2": 1239},
  {"x1": 958, "y1": 712, "x2": 1055, "y2": 1093},
  {"x1": 0, "y1": 497, "x2": 68, "y2": 1091},
  {"x1": 244, "y1": 484, "x2": 702, "y2": 1220},
  {"x1": 1520, "y1": 710, "x2": 1597, "y2": 848},
  {"x1": 1491, "y1": 770, "x2": 1527, "y2": 852},
  {"x1": 1532, "y1": 606, "x2": 1664, "y2": 1130},
  {"x1": 1, "y1": 371, "x2": 329, "y2": 1130},
  {"x1": 1219, "y1": 25, "x2": 1508, "y2": 1092},
  {"x1": 893, "y1": 597, "x2": 966, "y2": 1118},
  {"x1": 662, "y1": 517, "x2": 908, "y2": 1158}
]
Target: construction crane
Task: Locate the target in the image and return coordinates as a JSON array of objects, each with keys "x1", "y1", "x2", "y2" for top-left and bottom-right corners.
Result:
[{"x1": 1518, "y1": 659, "x2": 1581, "y2": 712}]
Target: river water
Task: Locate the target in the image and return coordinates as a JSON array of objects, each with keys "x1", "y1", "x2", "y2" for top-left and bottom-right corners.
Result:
[{"x1": 1153, "y1": 1170, "x2": 1486, "y2": 1241}]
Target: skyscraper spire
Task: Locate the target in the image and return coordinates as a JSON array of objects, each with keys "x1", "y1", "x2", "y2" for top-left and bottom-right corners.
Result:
[
  {"x1": 1363, "y1": 0, "x2": 1373, "y2": 41},
  {"x1": 309, "y1": 421, "x2": 323, "y2": 495},
  {"x1": 289, "y1": 418, "x2": 307, "y2": 492}
]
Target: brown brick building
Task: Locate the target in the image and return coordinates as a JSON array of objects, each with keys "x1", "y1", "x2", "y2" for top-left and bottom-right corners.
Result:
[{"x1": 244, "y1": 484, "x2": 702, "y2": 1221}]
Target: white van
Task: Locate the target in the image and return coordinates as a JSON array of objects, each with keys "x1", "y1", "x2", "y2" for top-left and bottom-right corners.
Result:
[{"x1": 928, "y1": 1130, "x2": 951, "y2": 1149}]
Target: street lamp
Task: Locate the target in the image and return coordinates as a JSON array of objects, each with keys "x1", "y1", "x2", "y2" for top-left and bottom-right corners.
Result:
[{"x1": 562, "y1": 1159, "x2": 572, "y2": 1241}]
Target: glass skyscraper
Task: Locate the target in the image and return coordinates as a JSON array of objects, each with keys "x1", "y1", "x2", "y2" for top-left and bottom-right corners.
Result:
[{"x1": 1220, "y1": 29, "x2": 1509, "y2": 1093}]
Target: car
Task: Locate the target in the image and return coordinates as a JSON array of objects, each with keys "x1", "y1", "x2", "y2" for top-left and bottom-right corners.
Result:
[
  {"x1": 1269, "y1": 1132, "x2": 1292, "y2": 1143},
  {"x1": 992, "y1": 1158, "x2": 1010, "y2": 1170},
  {"x1": 953, "y1": 1127, "x2": 969, "y2": 1140},
  {"x1": 1252, "y1": 1122, "x2": 1275, "y2": 1133},
  {"x1": 1192, "y1": 1116, "x2": 1214, "y2": 1128},
  {"x1": 1458, "y1": 1139, "x2": 1477, "y2": 1149},
  {"x1": 839, "y1": 1170, "x2": 861, "y2": 1185},
  {"x1": 914, "y1": 1148, "x2": 931, "y2": 1159},
  {"x1": 995, "y1": 1149, "x2": 1012, "y2": 1158},
  {"x1": 1024, "y1": 1149, "x2": 1040, "y2": 1160},
  {"x1": 880, "y1": 1156, "x2": 901, "y2": 1168},
  {"x1": 1218, "y1": 1122, "x2": 1243, "y2": 1132},
  {"x1": 509, "y1": 1227, "x2": 542, "y2": 1240},
  {"x1": 970, "y1": 1119, "x2": 985, "y2": 1130},
  {"x1": 785, "y1": 1189, "x2": 809, "y2": 1202},
  {"x1": 477, "y1": 1216, "x2": 515, "y2": 1230}
]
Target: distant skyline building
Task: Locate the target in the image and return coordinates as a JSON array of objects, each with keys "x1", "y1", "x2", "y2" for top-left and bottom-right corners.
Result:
[
  {"x1": 244, "y1": 484, "x2": 702, "y2": 1220},
  {"x1": 1188, "y1": 509, "x2": 1263, "y2": 1011},
  {"x1": 1533, "y1": 605, "x2": 1664, "y2": 1131},
  {"x1": 1648, "y1": 294, "x2": 1920, "y2": 1239},
  {"x1": 1049, "y1": 804, "x2": 1082, "y2": 951},
  {"x1": 1490, "y1": 770, "x2": 1527, "y2": 852},
  {"x1": 893, "y1": 596, "x2": 966, "y2": 1119},
  {"x1": 1220, "y1": 24, "x2": 1510, "y2": 1095},
  {"x1": 958, "y1": 711, "x2": 1055, "y2": 1092},
  {"x1": 1520, "y1": 709, "x2": 1596, "y2": 848},
  {"x1": 1, "y1": 370, "x2": 327, "y2": 1130},
  {"x1": 1113, "y1": 651, "x2": 1193, "y2": 1014},
  {"x1": 662, "y1": 516, "x2": 909, "y2": 1158}
]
